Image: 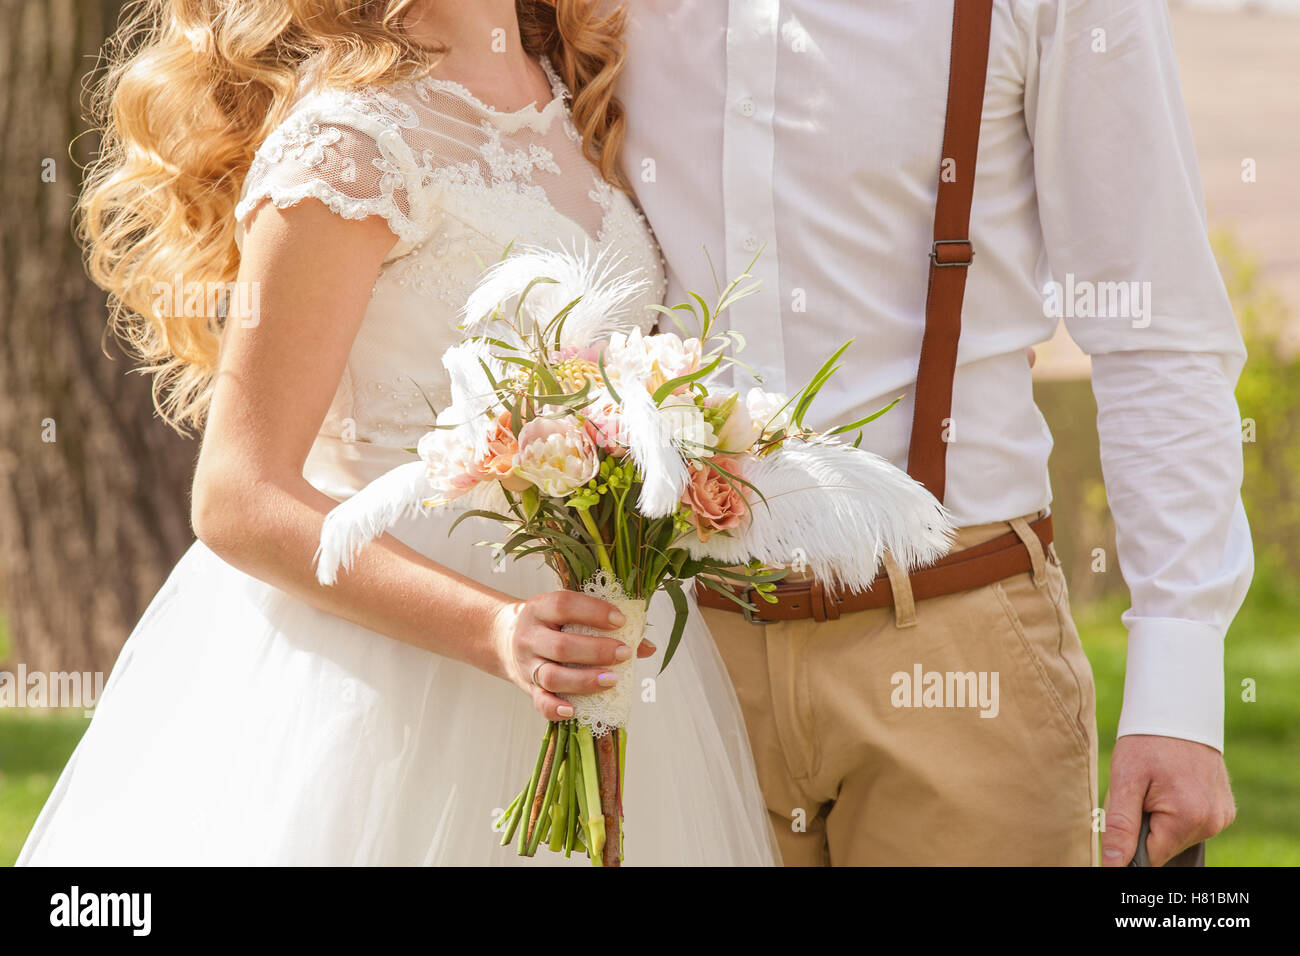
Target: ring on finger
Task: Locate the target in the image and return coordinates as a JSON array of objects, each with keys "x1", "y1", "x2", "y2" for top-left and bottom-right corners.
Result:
[{"x1": 531, "y1": 660, "x2": 549, "y2": 689}]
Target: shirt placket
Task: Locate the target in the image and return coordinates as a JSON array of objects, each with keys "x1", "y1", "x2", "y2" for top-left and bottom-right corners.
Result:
[{"x1": 723, "y1": 0, "x2": 784, "y2": 394}]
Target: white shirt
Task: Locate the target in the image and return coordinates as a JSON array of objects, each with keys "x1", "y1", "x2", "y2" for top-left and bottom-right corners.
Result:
[{"x1": 615, "y1": 0, "x2": 1253, "y2": 752}]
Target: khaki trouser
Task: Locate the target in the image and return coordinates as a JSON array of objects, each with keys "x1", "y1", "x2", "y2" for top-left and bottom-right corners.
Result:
[{"x1": 704, "y1": 513, "x2": 1099, "y2": 866}]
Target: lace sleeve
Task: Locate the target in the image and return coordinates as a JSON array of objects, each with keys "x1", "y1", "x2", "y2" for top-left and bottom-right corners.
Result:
[{"x1": 234, "y1": 88, "x2": 435, "y2": 259}]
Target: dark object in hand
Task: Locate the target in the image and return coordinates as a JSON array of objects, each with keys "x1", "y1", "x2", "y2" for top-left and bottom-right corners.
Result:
[{"x1": 1128, "y1": 811, "x2": 1206, "y2": 867}]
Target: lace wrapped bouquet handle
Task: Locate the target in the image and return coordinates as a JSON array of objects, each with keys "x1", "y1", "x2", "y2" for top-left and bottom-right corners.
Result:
[{"x1": 314, "y1": 245, "x2": 955, "y2": 865}]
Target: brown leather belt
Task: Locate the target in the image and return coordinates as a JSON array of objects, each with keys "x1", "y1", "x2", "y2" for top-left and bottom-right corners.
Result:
[{"x1": 695, "y1": 513, "x2": 1052, "y2": 624}]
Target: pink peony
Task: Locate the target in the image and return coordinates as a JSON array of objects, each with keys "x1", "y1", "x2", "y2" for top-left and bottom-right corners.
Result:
[
  {"x1": 418, "y1": 428, "x2": 482, "y2": 502},
  {"x1": 514, "y1": 415, "x2": 600, "y2": 497},
  {"x1": 582, "y1": 398, "x2": 628, "y2": 456}
]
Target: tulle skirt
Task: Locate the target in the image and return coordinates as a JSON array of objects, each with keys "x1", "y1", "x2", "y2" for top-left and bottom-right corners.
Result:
[{"x1": 17, "y1": 443, "x2": 779, "y2": 866}]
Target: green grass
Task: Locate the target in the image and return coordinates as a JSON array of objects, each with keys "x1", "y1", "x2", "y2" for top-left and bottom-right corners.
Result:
[
  {"x1": 1078, "y1": 564, "x2": 1300, "y2": 866},
  {"x1": 0, "y1": 574, "x2": 1296, "y2": 866},
  {"x1": 0, "y1": 708, "x2": 89, "y2": 865}
]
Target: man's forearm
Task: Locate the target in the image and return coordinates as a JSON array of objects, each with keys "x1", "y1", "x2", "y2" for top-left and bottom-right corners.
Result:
[{"x1": 1091, "y1": 348, "x2": 1253, "y2": 752}]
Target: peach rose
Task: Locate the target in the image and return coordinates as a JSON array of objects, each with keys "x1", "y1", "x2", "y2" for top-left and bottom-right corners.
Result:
[
  {"x1": 680, "y1": 456, "x2": 748, "y2": 541},
  {"x1": 470, "y1": 411, "x2": 530, "y2": 491}
]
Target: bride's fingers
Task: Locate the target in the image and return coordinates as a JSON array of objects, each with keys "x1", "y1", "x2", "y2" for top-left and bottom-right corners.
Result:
[
  {"x1": 532, "y1": 686, "x2": 576, "y2": 721},
  {"x1": 533, "y1": 660, "x2": 618, "y2": 696},
  {"x1": 531, "y1": 591, "x2": 625, "y2": 631},
  {"x1": 636, "y1": 639, "x2": 657, "y2": 659},
  {"x1": 532, "y1": 627, "x2": 631, "y2": 667}
]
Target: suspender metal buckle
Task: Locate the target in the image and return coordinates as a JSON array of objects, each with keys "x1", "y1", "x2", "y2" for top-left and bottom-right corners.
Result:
[{"x1": 930, "y1": 239, "x2": 975, "y2": 268}]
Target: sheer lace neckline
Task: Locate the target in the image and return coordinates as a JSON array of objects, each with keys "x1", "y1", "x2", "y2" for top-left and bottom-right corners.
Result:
[{"x1": 411, "y1": 55, "x2": 568, "y2": 129}]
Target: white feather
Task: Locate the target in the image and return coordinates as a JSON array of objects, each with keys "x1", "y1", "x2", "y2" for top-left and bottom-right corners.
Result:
[
  {"x1": 315, "y1": 461, "x2": 514, "y2": 586},
  {"x1": 621, "y1": 383, "x2": 689, "y2": 519},
  {"x1": 315, "y1": 461, "x2": 431, "y2": 586},
  {"x1": 441, "y1": 340, "x2": 505, "y2": 457},
  {"x1": 460, "y1": 243, "x2": 650, "y2": 347},
  {"x1": 688, "y1": 441, "x2": 956, "y2": 592}
]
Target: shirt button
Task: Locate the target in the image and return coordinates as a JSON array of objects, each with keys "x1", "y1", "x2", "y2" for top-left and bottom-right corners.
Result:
[
  {"x1": 738, "y1": 97, "x2": 756, "y2": 117},
  {"x1": 742, "y1": 234, "x2": 760, "y2": 252}
]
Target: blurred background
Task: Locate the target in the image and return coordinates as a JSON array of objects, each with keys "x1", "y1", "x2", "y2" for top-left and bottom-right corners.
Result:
[{"x1": 0, "y1": 0, "x2": 1296, "y2": 865}]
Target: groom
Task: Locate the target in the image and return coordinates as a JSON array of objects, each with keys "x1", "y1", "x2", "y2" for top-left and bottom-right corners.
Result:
[{"x1": 614, "y1": 0, "x2": 1250, "y2": 865}]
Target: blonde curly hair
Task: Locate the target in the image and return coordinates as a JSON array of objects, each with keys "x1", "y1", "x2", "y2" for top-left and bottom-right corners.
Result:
[{"x1": 81, "y1": 0, "x2": 630, "y2": 434}]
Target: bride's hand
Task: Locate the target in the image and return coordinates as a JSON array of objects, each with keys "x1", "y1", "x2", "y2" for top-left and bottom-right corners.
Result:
[{"x1": 492, "y1": 591, "x2": 658, "y2": 721}]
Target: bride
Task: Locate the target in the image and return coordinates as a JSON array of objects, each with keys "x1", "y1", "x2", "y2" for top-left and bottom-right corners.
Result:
[{"x1": 18, "y1": 0, "x2": 779, "y2": 866}]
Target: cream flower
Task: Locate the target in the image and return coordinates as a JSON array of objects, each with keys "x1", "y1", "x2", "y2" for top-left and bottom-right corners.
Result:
[
  {"x1": 710, "y1": 392, "x2": 760, "y2": 453},
  {"x1": 602, "y1": 328, "x2": 653, "y2": 392},
  {"x1": 514, "y1": 416, "x2": 600, "y2": 497},
  {"x1": 602, "y1": 328, "x2": 703, "y2": 395},
  {"x1": 745, "y1": 388, "x2": 793, "y2": 439},
  {"x1": 659, "y1": 393, "x2": 716, "y2": 459},
  {"x1": 417, "y1": 427, "x2": 482, "y2": 502},
  {"x1": 644, "y1": 332, "x2": 702, "y2": 393}
]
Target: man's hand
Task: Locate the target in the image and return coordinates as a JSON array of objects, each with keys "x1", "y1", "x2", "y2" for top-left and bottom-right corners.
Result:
[{"x1": 1102, "y1": 734, "x2": 1235, "y2": 866}]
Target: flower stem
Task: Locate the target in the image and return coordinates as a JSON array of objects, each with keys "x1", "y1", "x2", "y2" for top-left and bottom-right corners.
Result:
[
  {"x1": 549, "y1": 728, "x2": 574, "y2": 853},
  {"x1": 516, "y1": 722, "x2": 553, "y2": 855},
  {"x1": 617, "y1": 727, "x2": 628, "y2": 862},
  {"x1": 576, "y1": 727, "x2": 606, "y2": 866},
  {"x1": 576, "y1": 506, "x2": 614, "y2": 577},
  {"x1": 565, "y1": 729, "x2": 582, "y2": 858},
  {"x1": 595, "y1": 730, "x2": 621, "y2": 867},
  {"x1": 526, "y1": 721, "x2": 566, "y2": 856},
  {"x1": 495, "y1": 787, "x2": 524, "y2": 832},
  {"x1": 497, "y1": 784, "x2": 528, "y2": 846}
]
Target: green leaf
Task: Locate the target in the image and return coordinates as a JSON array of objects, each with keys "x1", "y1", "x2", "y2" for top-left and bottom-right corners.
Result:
[
  {"x1": 714, "y1": 276, "x2": 762, "y2": 318},
  {"x1": 597, "y1": 353, "x2": 621, "y2": 404},
  {"x1": 687, "y1": 291, "x2": 713, "y2": 337},
  {"x1": 513, "y1": 275, "x2": 560, "y2": 324},
  {"x1": 824, "y1": 396, "x2": 903, "y2": 437},
  {"x1": 478, "y1": 336, "x2": 522, "y2": 352},
  {"x1": 530, "y1": 379, "x2": 592, "y2": 406},
  {"x1": 477, "y1": 357, "x2": 501, "y2": 393},
  {"x1": 646, "y1": 303, "x2": 697, "y2": 338},
  {"x1": 406, "y1": 376, "x2": 441, "y2": 421},
  {"x1": 448, "y1": 509, "x2": 513, "y2": 536},
  {"x1": 651, "y1": 351, "x2": 722, "y2": 405},
  {"x1": 546, "y1": 296, "x2": 585, "y2": 350},
  {"x1": 695, "y1": 575, "x2": 758, "y2": 613},
  {"x1": 522, "y1": 486, "x2": 541, "y2": 521},
  {"x1": 659, "y1": 579, "x2": 690, "y2": 674},
  {"x1": 792, "y1": 339, "x2": 853, "y2": 427},
  {"x1": 495, "y1": 354, "x2": 536, "y2": 370},
  {"x1": 699, "y1": 455, "x2": 770, "y2": 512}
]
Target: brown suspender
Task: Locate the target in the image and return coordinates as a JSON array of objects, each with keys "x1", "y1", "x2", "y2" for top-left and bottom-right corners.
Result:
[
  {"x1": 695, "y1": 0, "x2": 1060, "y2": 624},
  {"x1": 905, "y1": 0, "x2": 995, "y2": 504}
]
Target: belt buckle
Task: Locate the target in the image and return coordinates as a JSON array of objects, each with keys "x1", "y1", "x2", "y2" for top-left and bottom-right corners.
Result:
[{"x1": 739, "y1": 585, "x2": 764, "y2": 626}]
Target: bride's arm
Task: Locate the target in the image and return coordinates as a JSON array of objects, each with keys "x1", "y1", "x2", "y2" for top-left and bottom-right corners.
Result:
[{"x1": 191, "y1": 199, "x2": 642, "y2": 720}]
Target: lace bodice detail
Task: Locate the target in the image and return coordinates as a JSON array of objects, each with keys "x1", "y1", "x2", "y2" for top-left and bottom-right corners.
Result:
[{"x1": 234, "y1": 58, "x2": 666, "y2": 454}]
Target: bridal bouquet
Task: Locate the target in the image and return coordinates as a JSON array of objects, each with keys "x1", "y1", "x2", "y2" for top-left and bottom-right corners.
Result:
[{"x1": 314, "y1": 246, "x2": 953, "y2": 866}]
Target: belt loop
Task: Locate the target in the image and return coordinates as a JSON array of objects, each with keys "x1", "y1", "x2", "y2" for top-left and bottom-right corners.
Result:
[
  {"x1": 1010, "y1": 516, "x2": 1047, "y2": 588},
  {"x1": 881, "y1": 552, "x2": 917, "y2": 629}
]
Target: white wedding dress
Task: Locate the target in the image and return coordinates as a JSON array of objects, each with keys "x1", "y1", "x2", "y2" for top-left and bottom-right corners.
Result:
[{"x1": 18, "y1": 59, "x2": 779, "y2": 866}]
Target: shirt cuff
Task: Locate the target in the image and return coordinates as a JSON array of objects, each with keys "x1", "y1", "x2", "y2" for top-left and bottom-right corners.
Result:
[{"x1": 1116, "y1": 616, "x2": 1226, "y2": 753}]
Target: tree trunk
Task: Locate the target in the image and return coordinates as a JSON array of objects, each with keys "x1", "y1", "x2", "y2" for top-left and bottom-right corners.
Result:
[{"x1": 0, "y1": 0, "x2": 196, "y2": 675}]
